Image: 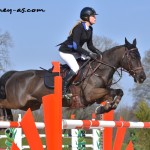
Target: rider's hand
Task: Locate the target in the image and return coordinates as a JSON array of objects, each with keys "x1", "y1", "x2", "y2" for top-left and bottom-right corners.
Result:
[
  {"x1": 89, "y1": 52, "x2": 97, "y2": 59},
  {"x1": 96, "y1": 49, "x2": 102, "y2": 55}
]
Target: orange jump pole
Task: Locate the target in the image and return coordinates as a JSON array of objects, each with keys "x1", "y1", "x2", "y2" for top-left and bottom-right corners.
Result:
[
  {"x1": 11, "y1": 143, "x2": 20, "y2": 150},
  {"x1": 113, "y1": 117, "x2": 127, "y2": 150},
  {"x1": 20, "y1": 108, "x2": 44, "y2": 150},
  {"x1": 126, "y1": 141, "x2": 134, "y2": 150},
  {"x1": 103, "y1": 110, "x2": 114, "y2": 150},
  {"x1": 42, "y1": 62, "x2": 62, "y2": 150}
]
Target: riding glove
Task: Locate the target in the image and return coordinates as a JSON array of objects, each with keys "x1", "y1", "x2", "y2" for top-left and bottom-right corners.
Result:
[
  {"x1": 89, "y1": 52, "x2": 97, "y2": 59},
  {"x1": 95, "y1": 49, "x2": 102, "y2": 55}
]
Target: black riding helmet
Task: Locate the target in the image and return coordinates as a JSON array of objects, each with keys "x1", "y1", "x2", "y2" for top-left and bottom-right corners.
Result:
[{"x1": 80, "y1": 7, "x2": 98, "y2": 21}]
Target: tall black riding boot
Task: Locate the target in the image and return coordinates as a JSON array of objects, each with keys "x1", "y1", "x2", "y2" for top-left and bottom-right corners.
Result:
[{"x1": 63, "y1": 70, "x2": 76, "y2": 95}]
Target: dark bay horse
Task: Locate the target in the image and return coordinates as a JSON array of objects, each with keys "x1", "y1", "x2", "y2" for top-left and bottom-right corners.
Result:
[{"x1": 0, "y1": 38, "x2": 146, "y2": 120}]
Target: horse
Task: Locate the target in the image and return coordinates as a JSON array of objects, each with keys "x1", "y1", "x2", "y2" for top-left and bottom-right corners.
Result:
[{"x1": 0, "y1": 38, "x2": 146, "y2": 121}]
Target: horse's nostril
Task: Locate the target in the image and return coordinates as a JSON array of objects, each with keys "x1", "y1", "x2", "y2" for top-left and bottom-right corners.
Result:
[
  {"x1": 139, "y1": 75, "x2": 146, "y2": 83},
  {"x1": 141, "y1": 75, "x2": 146, "y2": 81}
]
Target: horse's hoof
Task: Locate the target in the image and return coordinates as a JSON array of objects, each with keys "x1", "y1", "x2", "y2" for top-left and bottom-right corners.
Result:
[
  {"x1": 95, "y1": 105, "x2": 104, "y2": 114},
  {"x1": 7, "y1": 115, "x2": 14, "y2": 121},
  {"x1": 112, "y1": 103, "x2": 118, "y2": 109},
  {"x1": 0, "y1": 116, "x2": 5, "y2": 121}
]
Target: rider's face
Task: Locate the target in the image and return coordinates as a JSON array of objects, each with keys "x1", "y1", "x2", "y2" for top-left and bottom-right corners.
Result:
[{"x1": 89, "y1": 15, "x2": 96, "y2": 24}]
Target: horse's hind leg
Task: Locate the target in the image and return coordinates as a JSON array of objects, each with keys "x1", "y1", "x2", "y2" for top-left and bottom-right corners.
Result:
[
  {"x1": 0, "y1": 108, "x2": 6, "y2": 121},
  {"x1": 0, "y1": 108, "x2": 13, "y2": 121},
  {"x1": 5, "y1": 108, "x2": 13, "y2": 121}
]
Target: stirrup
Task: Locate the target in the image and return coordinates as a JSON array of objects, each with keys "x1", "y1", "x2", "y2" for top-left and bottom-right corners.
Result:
[{"x1": 62, "y1": 85, "x2": 68, "y2": 95}]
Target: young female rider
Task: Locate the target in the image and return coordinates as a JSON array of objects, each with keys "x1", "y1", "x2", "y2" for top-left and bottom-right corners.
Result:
[{"x1": 58, "y1": 7, "x2": 102, "y2": 94}]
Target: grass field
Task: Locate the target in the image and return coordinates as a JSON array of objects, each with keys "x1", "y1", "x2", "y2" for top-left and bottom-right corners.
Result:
[
  {"x1": 0, "y1": 130, "x2": 95, "y2": 150},
  {"x1": 0, "y1": 129, "x2": 128, "y2": 150}
]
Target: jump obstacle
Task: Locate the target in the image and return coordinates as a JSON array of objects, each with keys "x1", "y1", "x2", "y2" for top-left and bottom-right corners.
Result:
[
  {"x1": 0, "y1": 114, "x2": 150, "y2": 149},
  {"x1": 1, "y1": 119, "x2": 150, "y2": 129},
  {"x1": 0, "y1": 61, "x2": 150, "y2": 150},
  {"x1": 0, "y1": 114, "x2": 102, "y2": 150}
]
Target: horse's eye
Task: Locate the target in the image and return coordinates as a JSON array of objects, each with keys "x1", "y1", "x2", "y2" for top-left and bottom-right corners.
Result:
[{"x1": 131, "y1": 55, "x2": 137, "y2": 59}]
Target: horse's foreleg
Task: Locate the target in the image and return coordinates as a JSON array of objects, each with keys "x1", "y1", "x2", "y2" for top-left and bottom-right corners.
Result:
[
  {"x1": 0, "y1": 108, "x2": 13, "y2": 121},
  {"x1": 87, "y1": 88, "x2": 109, "y2": 102},
  {"x1": 95, "y1": 89, "x2": 124, "y2": 114},
  {"x1": 102, "y1": 89, "x2": 124, "y2": 112},
  {"x1": 110, "y1": 89, "x2": 124, "y2": 109},
  {"x1": 5, "y1": 109, "x2": 13, "y2": 121}
]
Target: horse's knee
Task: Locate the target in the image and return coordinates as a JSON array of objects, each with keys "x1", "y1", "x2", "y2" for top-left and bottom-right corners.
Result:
[
  {"x1": 116, "y1": 89, "x2": 124, "y2": 97},
  {"x1": 111, "y1": 103, "x2": 118, "y2": 110},
  {"x1": 7, "y1": 115, "x2": 13, "y2": 121}
]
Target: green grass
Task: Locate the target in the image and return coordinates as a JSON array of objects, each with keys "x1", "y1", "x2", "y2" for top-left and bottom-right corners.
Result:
[
  {"x1": 1, "y1": 130, "x2": 130, "y2": 150},
  {"x1": 1, "y1": 130, "x2": 94, "y2": 149}
]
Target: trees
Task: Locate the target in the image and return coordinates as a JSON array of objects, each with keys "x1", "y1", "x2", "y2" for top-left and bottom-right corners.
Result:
[
  {"x1": 129, "y1": 100, "x2": 150, "y2": 150},
  {"x1": 115, "y1": 100, "x2": 150, "y2": 149},
  {"x1": 93, "y1": 35, "x2": 118, "y2": 51},
  {"x1": 83, "y1": 35, "x2": 118, "y2": 52},
  {"x1": 0, "y1": 30, "x2": 13, "y2": 74},
  {"x1": 126, "y1": 49, "x2": 150, "y2": 149}
]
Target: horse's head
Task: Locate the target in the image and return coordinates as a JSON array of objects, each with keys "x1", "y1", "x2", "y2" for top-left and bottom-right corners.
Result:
[{"x1": 121, "y1": 38, "x2": 146, "y2": 83}]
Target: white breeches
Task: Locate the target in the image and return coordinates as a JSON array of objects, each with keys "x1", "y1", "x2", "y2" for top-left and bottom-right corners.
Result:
[{"x1": 59, "y1": 52, "x2": 80, "y2": 73}]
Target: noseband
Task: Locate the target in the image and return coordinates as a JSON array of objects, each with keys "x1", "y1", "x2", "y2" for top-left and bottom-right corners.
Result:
[{"x1": 121, "y1": 47, "x2": 143, "y2": 77}]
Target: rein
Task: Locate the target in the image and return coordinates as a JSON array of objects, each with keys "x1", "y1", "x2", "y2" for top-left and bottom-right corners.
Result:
[
  {"x1": 92, "y1": 55, "x2": 123, "y2": 85},
  {"x1": 75, "y1": 54, "x2": 122, "y2": 88},
  {"x1": 74, "y1": 45, "x2": 143, "y2": 88}
]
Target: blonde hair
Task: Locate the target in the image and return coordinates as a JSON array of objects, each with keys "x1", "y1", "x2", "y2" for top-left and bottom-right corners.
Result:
[{"x1": 69, "y1": 20, "x2": 84, "y2": 36}]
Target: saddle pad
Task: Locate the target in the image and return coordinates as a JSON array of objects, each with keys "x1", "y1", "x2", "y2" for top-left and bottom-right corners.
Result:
[{"x1": 44, "y1": 71, "x2": 59, "y2": 89}]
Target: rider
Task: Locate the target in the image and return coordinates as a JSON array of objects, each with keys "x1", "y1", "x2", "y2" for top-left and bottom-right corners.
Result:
[{"x1": 58, "y1": 7, "x2": 102, "y2": 94}]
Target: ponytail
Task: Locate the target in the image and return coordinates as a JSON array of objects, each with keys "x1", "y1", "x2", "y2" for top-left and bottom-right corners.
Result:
[{"x1": 69, "y1": 20, "x2": 84, "y2": 36}]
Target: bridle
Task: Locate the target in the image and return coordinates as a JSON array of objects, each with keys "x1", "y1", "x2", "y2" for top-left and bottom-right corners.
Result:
[
  {"x1": 120, "y1": 47, "x2": 143, "y2": 78},
  {"x1": 84, "y1": 46, "x2": 143, "y2": 86}
]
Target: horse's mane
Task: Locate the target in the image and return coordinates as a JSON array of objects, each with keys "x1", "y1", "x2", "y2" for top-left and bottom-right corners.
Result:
[{"x1": 103, "y1": 45, "x2": 125, "y2": 53}]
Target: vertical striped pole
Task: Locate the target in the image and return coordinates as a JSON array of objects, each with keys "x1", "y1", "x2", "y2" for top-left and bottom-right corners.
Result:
[
  {"x1": 99, "y1": 112, "x2": 104, "y2": 150},
  {"x1": 92, "y1": 113, "x2": 101, "y2": 150},
  {"x1": 14, "y1": 114, "x2": 22, "y2": 149},
  {"x1": 71, "y1": 114, "x2": 78, "y2": 150}
]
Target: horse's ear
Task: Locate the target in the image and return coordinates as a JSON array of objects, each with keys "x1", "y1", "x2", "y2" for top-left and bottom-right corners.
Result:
[
  {"x1": 125, "y1": 37, "x2": 130, "y2": 45},
  {"x1": 133, "y1": 38, "x2": 137, "y2": 47}
]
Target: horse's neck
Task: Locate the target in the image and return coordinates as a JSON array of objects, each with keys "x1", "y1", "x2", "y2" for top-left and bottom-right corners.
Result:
[
  {"x1": 104, "y1": 46, "x2": 125, "y2": 69},
  {"x1": 98, "y1": 46, "x2": 125, "y2": 82}
]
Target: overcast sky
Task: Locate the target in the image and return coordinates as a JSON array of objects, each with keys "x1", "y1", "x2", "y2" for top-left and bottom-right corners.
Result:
[{"x1": 0, "y1": 0, "x2": 150, "y2": 107}]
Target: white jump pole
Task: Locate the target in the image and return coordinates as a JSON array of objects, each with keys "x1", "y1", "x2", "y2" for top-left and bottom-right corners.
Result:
[
  {"x1": 0, "y1": 120, "x2": 150, "y2": 129},
  {"x1": 62, "y1": 120, "x2": 150, "y2": 129}
]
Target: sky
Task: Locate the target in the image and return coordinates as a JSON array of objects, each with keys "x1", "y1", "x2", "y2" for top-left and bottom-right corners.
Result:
[{"x1": 0, "y1": 0, "x2": 150, "y2": 107}]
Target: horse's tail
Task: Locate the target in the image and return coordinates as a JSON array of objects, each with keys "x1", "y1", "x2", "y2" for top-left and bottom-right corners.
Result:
[{"x1": 0, "y1": 71, "x2": 17, "y2": 99}]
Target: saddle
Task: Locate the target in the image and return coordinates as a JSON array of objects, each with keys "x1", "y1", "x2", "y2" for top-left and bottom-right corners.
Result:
[{"x1": 44, "y1": 58, "x2": 89, "y2": 89}]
